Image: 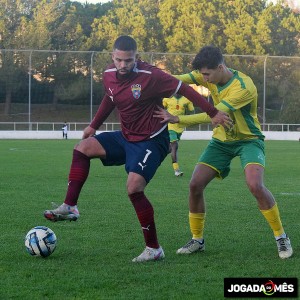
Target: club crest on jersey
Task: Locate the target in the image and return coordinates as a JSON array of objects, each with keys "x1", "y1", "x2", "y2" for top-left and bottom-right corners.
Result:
[{"x1": 131, "y1": 84, "x2": 141, "y2": 99}]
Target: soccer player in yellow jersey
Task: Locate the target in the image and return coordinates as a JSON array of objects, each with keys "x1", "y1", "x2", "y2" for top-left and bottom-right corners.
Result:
[
  {"x1": 155, "y1": 46, "x2": 292, "y2": 259},
  {"x1": 163, "y1": 94, "x2": 194, "y2": 176}
]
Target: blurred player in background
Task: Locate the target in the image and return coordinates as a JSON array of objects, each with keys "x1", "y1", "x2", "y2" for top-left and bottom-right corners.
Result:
[
  {"x1": 62, "y1": 122, "x2": 68, "y2": 139},
  {"x1": 155, "y1": 45, "x2": 292, "y2": 259},
  {"x1": 163, "y1": 94, "x2": 194, "y2": 176},
  {"x1": 43, "y1": 36, "x2": 232, "y2": 263}
]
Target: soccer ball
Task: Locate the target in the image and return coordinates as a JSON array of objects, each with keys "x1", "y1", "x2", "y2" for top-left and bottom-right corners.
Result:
[{"x1": 25, "y1": 226, "x2": 57, "y2": 257}]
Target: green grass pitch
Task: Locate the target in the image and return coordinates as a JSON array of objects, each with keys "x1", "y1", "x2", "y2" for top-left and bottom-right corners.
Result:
[{"x1": 0, "y1": 139, "x2": 299, "y2": 299}]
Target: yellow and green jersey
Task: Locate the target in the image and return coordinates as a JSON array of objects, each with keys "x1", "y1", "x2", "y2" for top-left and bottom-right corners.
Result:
[
  {"x1": 163, "y1": 95, "x2": 194, "y2": 134},
  {"x1": 176, "y1": 69, "x2": 264, "y2": 142}
]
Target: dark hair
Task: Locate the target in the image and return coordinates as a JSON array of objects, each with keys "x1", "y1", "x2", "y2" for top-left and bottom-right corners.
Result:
[
  {"x1": 192, "y1": 45, "x2": 224, "y2": 70},
  {"x1": 113, "y1": 35, "x2": 137, "y2": 51}
]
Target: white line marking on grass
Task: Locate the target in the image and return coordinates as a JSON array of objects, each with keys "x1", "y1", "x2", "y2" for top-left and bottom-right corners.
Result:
[
  {"x1": 9, "y1": 148, "x2": 29, "y2": 151},
  {"x1": 280, "y1": 192, "x2": 300, "y2": 196}
]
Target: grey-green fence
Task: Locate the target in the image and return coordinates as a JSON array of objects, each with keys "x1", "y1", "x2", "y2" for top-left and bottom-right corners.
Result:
[{"x1": 0, "y1": 50, "x2": 299, "y2": 128}]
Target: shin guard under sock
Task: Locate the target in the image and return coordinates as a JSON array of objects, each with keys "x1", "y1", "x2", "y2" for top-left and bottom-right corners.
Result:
[
  {"x1": 64, "y1": 149, "x2": 90, "y2": 206},
  {"x1": 129, "y1": 191, "x2": 159, "y2": 249}
]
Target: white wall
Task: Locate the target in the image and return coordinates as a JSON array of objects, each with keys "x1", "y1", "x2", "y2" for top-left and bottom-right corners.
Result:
[
  {"x1": 0, "y1": 131, "x2": 82, "y2": 139},
  {"x1": 182, "y1": 131, "x2": 300, "y2": 141},
  {"x1": 0, "y1": 130, "x2": 299, "y2": 141}
]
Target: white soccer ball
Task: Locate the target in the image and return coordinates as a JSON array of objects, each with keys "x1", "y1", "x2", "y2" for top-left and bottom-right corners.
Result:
[{"x1": 25, "y1": 226, "x2": 57, "y2": 257}]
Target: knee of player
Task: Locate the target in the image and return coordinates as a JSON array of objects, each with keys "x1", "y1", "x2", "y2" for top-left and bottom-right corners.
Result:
[
  {"x1": 127, "y1": 175, "x2": 146, "y2": 195},
  {"x1": 189, "y1": 178, "x2": 205, "y2": 195},
  {"x1": 127, "y1": 183, "x2": 146, "y2": 195},
  {"x1": 247, "y1": 180, "x2": 265, "y2": 196},
  {"x1": 74, "y1": 139, "x2": 91, "y2": 154},
  {"x1": 170, "y1": 141, "x2": 178, "y2": 149}
]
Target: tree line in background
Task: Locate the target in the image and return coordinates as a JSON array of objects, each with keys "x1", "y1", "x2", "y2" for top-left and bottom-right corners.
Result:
[{"x1": 0, "y1": 0, "x2": 299, "y2": 123}]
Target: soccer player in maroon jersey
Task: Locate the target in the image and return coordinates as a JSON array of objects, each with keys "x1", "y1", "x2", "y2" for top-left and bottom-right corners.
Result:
[{"x1": 44, "y1": 35, "x2": 232, "y2": 262}]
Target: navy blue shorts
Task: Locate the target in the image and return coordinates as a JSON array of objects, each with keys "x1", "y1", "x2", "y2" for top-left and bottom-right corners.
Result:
[{"x1": 94, "y1": 129, "x2": 169, "y2": 183}]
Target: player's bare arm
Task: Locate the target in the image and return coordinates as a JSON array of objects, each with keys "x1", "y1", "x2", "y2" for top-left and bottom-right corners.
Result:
[{"x1": 82, "y1": 126, "x2": 96, "y2": 139}]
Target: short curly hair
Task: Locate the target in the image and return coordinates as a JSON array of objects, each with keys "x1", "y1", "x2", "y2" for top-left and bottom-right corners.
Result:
[
  {"x1": 192, "y1": 46, "x2": 224, "y2": 70},
  {"x1": 113, "y1": 35, "x2": 137, "y2": 52}
]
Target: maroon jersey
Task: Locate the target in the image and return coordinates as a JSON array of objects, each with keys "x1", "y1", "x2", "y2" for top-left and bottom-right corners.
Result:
[
  {"x1": 90, "y1": 60, "x2": 182, "y2": 142},
  {"x1": 90, "y1": 60, "x2": 217, "y2": 142}
]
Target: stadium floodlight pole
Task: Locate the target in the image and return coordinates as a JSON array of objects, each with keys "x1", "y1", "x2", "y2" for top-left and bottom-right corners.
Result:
[
  {"x1": 90, "y1": 51, "x2": 95, "y2": 122},
  {"x1": 263, "y1": 55, "x2": 268, "y2": 131},
  {"x1": 28, "y1": 51, "x2": 33, "y2": 130}
]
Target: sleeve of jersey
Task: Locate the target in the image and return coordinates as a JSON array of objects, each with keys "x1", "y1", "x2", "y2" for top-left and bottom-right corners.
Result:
[
  {"x1": 178, "y1": 102, "x2": 230, "y2": 127},
  {"x1": 187, "y1": 100, "x2": 195, "y2": 113},
  {"x1": 162, "y1": 98, "x2": 168, "y2": 109},
  {"x1": 174, "y1": 71, "x2": 204, "y2": 86},
  {"x1": 178, "y1": 84, "x2": 218, "y2": 118},
  {"x1": 90, "y1": 95, "x2": 116, "y2": 130}
]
